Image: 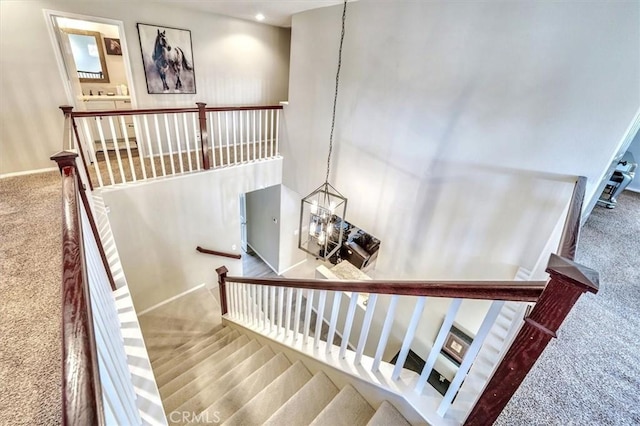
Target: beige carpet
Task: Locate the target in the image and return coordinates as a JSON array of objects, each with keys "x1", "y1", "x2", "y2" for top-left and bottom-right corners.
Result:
[{"x1": 0, "y1": 171, "x2": 62, "y2": 426}]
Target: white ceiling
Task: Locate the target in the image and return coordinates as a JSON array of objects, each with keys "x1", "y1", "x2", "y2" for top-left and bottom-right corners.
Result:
[{"x1": 146, "y1": 1, "x2": 348, "y2": 28}]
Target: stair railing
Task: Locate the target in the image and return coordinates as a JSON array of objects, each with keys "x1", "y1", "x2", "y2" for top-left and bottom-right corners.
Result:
[
  {"x1": 52, "y1": 114, "x2": 145, "y2": 425},
  {"x1": 215, "y1": 177, "x2": 598, "y2": 425},
  {"x1": 60, "y1": 103, "x2": 283, "y2": 189}
]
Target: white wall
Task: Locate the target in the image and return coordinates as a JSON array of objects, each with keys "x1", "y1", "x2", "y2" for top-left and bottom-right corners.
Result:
[
  {"x1": 246, "y1": 184, "x2": 281, "y2": 271},
  {"x1": 281, "y1": 1, "x2": 639, "y2": 277},
  {"x1": 100, "y1": 159, "x2": 282, "y2": 312},
  {"x1": 0, "y1": 0, "x2": 290, "y2": 175}
]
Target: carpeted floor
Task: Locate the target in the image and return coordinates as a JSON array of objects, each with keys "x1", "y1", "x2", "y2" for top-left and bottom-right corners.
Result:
[
  {"x1": 0, "y1": 171, "x2": 62, "y2": 426},
  {"x1": 0, "y1": 170, "x2": 638, "y2": 425}
]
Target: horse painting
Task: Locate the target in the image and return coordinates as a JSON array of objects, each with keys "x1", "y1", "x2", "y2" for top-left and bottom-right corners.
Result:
[{"x1": 151, "y1": 29, "x2": 193, "y2": 92}]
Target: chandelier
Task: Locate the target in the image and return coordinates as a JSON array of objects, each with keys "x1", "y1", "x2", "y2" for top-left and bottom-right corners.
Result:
[{"x1": 298, "y1": 0, "x2": 349, "y2": 261}]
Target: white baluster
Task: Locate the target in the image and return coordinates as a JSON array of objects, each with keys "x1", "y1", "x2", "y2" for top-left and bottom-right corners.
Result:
[
  {"x1": 275, "y1": 109, "x2": 280, "y2": 156},
  {"x1": 225, "y1": 111, "x2": 231, "y2": 166},
  {"x1": 246, "y1": 110, "x2": 251, "y2": 162},
  {"x1": 239, "y1": 110, "x2": 243, "y2": 163},
  {"x1": 217, "y1": 112, "x2": 224, "y2": 166},
  {"x1": 173, "y1": 114, "x2": 185, "y2": 174},
  {"x1": 206, "y1": 111, "x2": 215, "y2": 169},
  {"x1": 143, "y1": 116, "x2": 157, "y2": 178},
  {"x1": 285, "y1": 287, "x2": 293, "y2": 338},
  {"x1": 415, "y1": 298, "x2": 462, "y2": 393},
  {"x1": 119, "y1": 116, "x2": 137, "y2": 181},
  {"x1": 95, "y1": 117, "x2": 115, "y2": 185},
  {"x1": 277, "y1": 286, "x2": 285, "y2": 335},
  {"x1": 293, "y1": 288, "x2": 303, "y2": 341},
  {"x1": 107, "y1": 117, "x2": 126, "y2": 183},
  {"x1": 232, "y1": 110, "x2": 238, "y2": 165},
  {"x1": 162, "y1": 114, "x2": 176, "y2": 175},
  {"x1": 152, "y1": 115, "x2": 167, "y2": 176},
  {"x1": 183, "y1": 114, "x2": 193, "y2": 172},
  {"x1": 437, "y1": 300, "x2": 505, "y2": 417},
  {"x1": 339, "y1": 292, "x2": 359, "y2": 359},
  {"x1": 303, "y1": 289, "x2": 314, "y2": 345},
  {"x1": 392, "y1": 297, "x2": 427, "y2": 380},
  {"x1": 314, "y1": 290, "x2": 327, "y2": 349},
  {"x1": 131, "y1": 116, "x2": 147, "y2": 180},
  {"x1": 192, "y1": 113, "x2": 201, "y2": 171},
  {"x1": 373, "y1": 295, "x2": 399, "y2": 372},
  {"x1": 355, "y1": 293, "x2": 378, "y2": 365},
  {"x1": 258, "y1": 110, "x2": 263, "y2": 160},
  {"x1": 81, "y1": 118, "x2": 104, "y2": 187},
  {"x1": 270, "y1": 109, "x2": 275, "y2": 157},
  {"x1": 252, "y1": 110, "x2": 257, "y2": 161},
  {"x1": 269, "y1": 286, "x2": 276, "y2": 333},
  {"x1": 256, "y1": 285, "x2": 262, "y2": 328},
  {"x1": 250, "y1": 285, "x2": 257, "y2": 326},
  {"x1": 325, "y1": 292, "x2": 343, "y2": 354}
]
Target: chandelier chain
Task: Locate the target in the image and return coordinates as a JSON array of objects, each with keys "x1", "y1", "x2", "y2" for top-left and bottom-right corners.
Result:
[{"x1": 325, "y1": 0, "x2": 348, "y2": 185}]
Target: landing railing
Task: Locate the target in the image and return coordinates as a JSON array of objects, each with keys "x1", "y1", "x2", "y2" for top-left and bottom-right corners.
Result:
[
  {"x1": 214, "y1": 177, "x2": 598, "y2": 424},
  {"x1": 61, "y1": 103, "x2": 282, "y2": 189}
]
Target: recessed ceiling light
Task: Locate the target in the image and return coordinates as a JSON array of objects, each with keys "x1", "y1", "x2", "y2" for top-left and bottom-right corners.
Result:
[{"x1": 255, "y1": 13, "x2": 265, "y2": 22}]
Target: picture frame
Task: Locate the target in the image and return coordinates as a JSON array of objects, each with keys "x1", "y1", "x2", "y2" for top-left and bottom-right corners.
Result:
[
  {"x1": 441, "y1": 324, "x2": 473, "y2": 366},
  {"x1": 136, "y1": 23, "x2": 196, "y2": 94},
  {"x1": 104, "y1": 37, "x2": 122, "y2": 55}
]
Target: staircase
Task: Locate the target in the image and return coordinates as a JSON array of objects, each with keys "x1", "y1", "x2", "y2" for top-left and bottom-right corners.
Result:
[{"x1": 140, "y1": 288, "x2": 414, "y2": 426}]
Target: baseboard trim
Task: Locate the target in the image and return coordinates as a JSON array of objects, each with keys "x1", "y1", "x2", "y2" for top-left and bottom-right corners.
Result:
[
  {"x1": 0, "y1": 167, "x2": 58, "y2": 179},
  {"x1": 278, "y1": 258, "x2": 307, "y2": 276},
  {"x1": 137, "y1": 283, "x2": 206, "y2": 316}
]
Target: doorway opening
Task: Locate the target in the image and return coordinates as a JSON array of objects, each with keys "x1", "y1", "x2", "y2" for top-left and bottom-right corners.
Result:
[
  {"x1": 44, "y1": 10, "x2": 136, "y2": 110},
  {"x1": 239, "y1": 192, "x2": 278, "y2": 278}
]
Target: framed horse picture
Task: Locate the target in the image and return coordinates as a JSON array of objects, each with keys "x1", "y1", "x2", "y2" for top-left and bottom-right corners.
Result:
[{"x1": 137, "y1": 23, "x2": 196, "y2": 94}]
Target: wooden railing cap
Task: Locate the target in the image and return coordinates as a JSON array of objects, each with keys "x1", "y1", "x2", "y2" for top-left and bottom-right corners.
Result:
[
  {"x1": 546, "y1": 253, "x2": 599, "y2": 294},
  {"x1": 51, "y1": 151, "x2": 78, "y2": 169},
  {"x1": 216, "y1": 265, "x2": 229, "y2": 275}
]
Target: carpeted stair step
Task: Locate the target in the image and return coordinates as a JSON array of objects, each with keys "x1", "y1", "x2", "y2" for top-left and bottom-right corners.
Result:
[
  {"x1": 154, "y1": 330, "x2": 241, "y2": 384},
  {"x1": 188, "y1": 352, "x2": 292, "y2": 425},
  {"x1": 158, "y1": 334, "x2": 250, "y2": 393},
  {"x1": 149, "y1": 324, "x2": 226, "y2": 365},
  {"x1": 152, "y1": 325, "x2": 230, "y2": 370},
  {"x1": 264, "y1": 371, "x2": 339, "y2": 426},
  {"x1": 162, "y1": 339, "x2": 262, "y2": 413},
  {"x1": 223, "y1": 360, "x2": 313, "y2": 425},
  {"x1": 367, "y1": 401, "x2": 411, "y2": 426},
  {"x1": 310, "y1": 384, "x2": 375, "y2": 426},
  {"x1": 172, "y1": 345, "x2": 276, "y2": 417}
]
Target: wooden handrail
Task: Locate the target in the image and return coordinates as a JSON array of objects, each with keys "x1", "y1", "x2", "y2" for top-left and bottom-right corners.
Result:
[
  {"x1": 197, "y1": 246, "x2": 242, "y2": 260},
  {"x1": 221, "y1": 275, "x2": 546, "y2": 302},
  {"x1": 557, "y1": 176, "x2": 587, "y2": 261},
  {"x1": 51, "y1": 151, "x2": 103, "y2": 426},
  {"x1": 69, "y1": 104, "x2": 283, "y2": 118}
]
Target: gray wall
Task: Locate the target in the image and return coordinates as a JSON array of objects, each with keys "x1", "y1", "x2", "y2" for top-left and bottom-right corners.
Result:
[
  {"x1": 246, "y1": 184, "x2": 281, "y2": 271},
  {"x1": 0, "y1": 0, "x2": 291, "y2": 175}
]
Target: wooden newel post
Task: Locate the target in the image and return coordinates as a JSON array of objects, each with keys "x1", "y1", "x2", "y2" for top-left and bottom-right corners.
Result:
[
  {"x1": 51, "y1": 151, "x2": 79, "y2": 172},
  {"x1": 465, "y1": 254, "x2": 599, "y2": 425},
  {"x1": 59, "y1": 105, "x2": 93, "y2": 190},
  {"x1": 196, "y1": 102, "x2": 211, "y2": 170},
  {"x1": 216, "y1": 266, "x2": 229, "y2": 315}
]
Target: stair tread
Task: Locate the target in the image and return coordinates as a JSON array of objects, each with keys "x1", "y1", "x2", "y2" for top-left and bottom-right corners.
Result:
[
  {"x1": 367, "y1": 401, "x2": 411, "y2": 426},
  {"x1": 188, "y1": 353, "x2": 292, "y2": 425},
  {"x1": 310, "y1": 384, "x2": 375, "y2": 426},
  {"x1": 159, "y1": 334, "x2": 250, "y2": 395},
  {"x1": 152, "y1": 325, "x2": 230, "y2": 368},
  {"x1": 264, "y1": 371, "x2": 339, "y2": 426},
  {"x1": 162, "y1": 339, "x2": 261, "y2": 412},
  {"x1": 146, "y1": 325, "x2": 225, "y2": 363},
  {"x1": 223, "y1": 361, "x2": 313, "y2": 426},
  {"x1": 155, "y1": 330, "x2": 241, "y2": 386}
]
